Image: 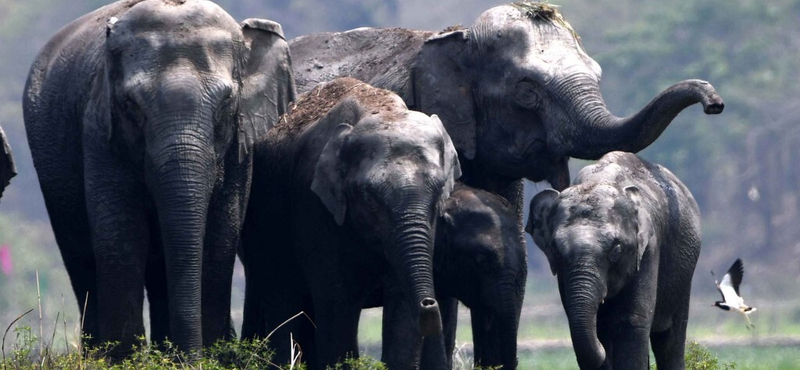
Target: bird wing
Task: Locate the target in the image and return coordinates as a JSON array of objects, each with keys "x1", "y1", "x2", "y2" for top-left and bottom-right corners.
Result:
[
  {"x1": 715, "y1": 284, "x2": 726, "y2": 302},
  {"x1": 720, "y1": 271, "x2": 741, "y2": 308},
  {"x1": 726, "y1": 258, "x2": 744, "y2": 296}
]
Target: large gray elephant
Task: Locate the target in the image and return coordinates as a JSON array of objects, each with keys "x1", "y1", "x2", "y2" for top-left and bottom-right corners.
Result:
[
  {"x1": 239, "y1": 77, "x2": 461, "y2": 370},
  {"x1": 526, "y1": 151, "x2": 701, "y2": 370},
  {"x1": 289, "y1": 2, "x2": 724, "y2": 209},
  {"x1": 377, "y1": 183, "x2": 526, "y2": 370},
  {"x1": 0, "y1": 125, "x2": 15, "y2": 199},
  {"x1": 23, "y1": 0, "x2": 295, "y2": 356}
]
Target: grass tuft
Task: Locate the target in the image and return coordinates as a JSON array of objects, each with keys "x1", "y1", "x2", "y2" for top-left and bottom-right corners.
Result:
[{"x1": 0, "y1": 324, "x2": 386, "y2": 370}]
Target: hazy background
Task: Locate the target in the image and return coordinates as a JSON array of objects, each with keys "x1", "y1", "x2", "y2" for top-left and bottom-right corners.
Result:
[{"x1": 1, "y1": 0, "x2": 799, "y2": 367}]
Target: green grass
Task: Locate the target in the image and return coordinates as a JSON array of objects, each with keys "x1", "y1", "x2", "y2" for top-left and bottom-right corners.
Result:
[
  {"x1": 0, "y1": 325, "x2": 389, "y2": 370},
  {"x1": 515, "y1": 342, "x2": 800, "y2": 370}
]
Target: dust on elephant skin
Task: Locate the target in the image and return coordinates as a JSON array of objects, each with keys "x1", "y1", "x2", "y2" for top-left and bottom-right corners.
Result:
[{"x1": 241, "y1": 77, "x2": 461, "y2": 370}]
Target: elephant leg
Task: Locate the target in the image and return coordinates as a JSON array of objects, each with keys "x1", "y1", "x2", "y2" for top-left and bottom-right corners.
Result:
[
  {"x1": 420, "y1": 296, "x2": 457, "y2": 370},
  {"x1": 381, "y1": 274, "x2": 425, "y2": 370},
  {"x1": 84, "y1": 152, "x2": 150, "y2": 358},
  {"x1": 31, "y1": 146, "x2": 99, "y2": 346},
  {"x1": 201, "y1": 236, "x2": 237, "y2": 347},
  {"x1": 241, "y1": 262, "x2": 266, "y2": 339},
  {"x1": 145, "y1": 228, "x2": 169, "y2": 347},
  {"x1": 259, "y1": 263, "x2": 316, "y2": 368},
  {"x1": 651, "y1": 297, "x2": 690, "y2": 370},
  {"x1": 202, "y1": 153, "x2": 252, "y2": 346},
  {"x1": 311, "y1": 292, "x2": 362, "y2": 370},
  {"x1": 610, "y1": 313, "x2": 652, "y2": 370}
]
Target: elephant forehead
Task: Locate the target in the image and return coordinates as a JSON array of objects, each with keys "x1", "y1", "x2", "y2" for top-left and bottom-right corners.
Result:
[
  {"x1": 474, "y1": 4, "x2": 599, "y2": 82},
  {"x1": 121, "y1": 0, "x2": 238, "y2": 32},
  {"x1": 558, "y1": 185, "x2": 628, "y2": 222},
  {"x1": 110, "y1": 29, "x2": 237, "y2": 78},
  {"x1": 554, "y1": 224, "x2": 616, "y2": 253},
  {"x1": 355, "y1": 119, "x2": 445, "y2": 162}
]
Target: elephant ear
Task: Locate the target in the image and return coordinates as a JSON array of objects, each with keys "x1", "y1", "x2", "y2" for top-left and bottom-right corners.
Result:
[
  {"x1": 624, "y1": 186, "x2": 653, "y2": 271},
  {"x1": 311, "y1": 124, "x2": 353, "y2": 226},
  {"x1": 526, "y1": 189, "x2": 561, "y2": 275},
  {"x1": 0, "y1": 125, "x2": 17, "y2": 199},
  {"x1": 431, "y1": 114, "x2": 462, "y2": 213},
  {"x1": 413, "y1": 30, "x2": 476, "y2": 160},
  {"x1": 238, "y1": 18, "x2": 297, "y2": 163}
]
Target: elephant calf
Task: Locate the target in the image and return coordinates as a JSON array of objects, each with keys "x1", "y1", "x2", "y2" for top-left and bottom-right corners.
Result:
[
  {"x1": 378, "y1": 182, "x2": 527, "y2": 370},
  {"x1": 240, "y1": 77, "x2": 461, "y2": 370},
  {"x1": 526, "y1": 151, "x2": 701, "y2": 370}
]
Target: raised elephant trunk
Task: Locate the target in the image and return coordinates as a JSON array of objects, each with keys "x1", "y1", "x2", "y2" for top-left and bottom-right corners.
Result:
[
  {"x1": 387, "y1": 205, "x2": 442, "y2": 337},
  {"x1": 553, "y1": 76, "x2": 724, "y2": 160},
  {"x1": 564, "y1": 271, "x2": 606, "y2": 370},
  {"x1": 146, "y1": 110, "x2": 216, "y2": 354}
]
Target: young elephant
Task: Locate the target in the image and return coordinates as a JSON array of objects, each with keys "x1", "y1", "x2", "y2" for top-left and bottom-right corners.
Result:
[
  {"x1": 526, "y1": 151, "x2": 701, "y2": 370},
  {"x1": 378, "y1": 183, "x2": 527, "y2": 370},
  {"x1": 240, "y1": 77, "x2": 461, "y2": 370},
  {"x1": 433, "y1": 184, "x2": 527, "y2": 370}
]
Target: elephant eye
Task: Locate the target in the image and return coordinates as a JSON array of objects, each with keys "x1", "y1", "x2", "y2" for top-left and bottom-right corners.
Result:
[
  {"x1": 514, "y1": 80, "x2": 541, "y2": 109},
  {"x1": 475, "y1": 250, "x2": 496, "y2": 268},
  {"x1": 362, "y1": 191, "x2": 380, "y2": 212},
  {"x1": 609, "y1": 242, "x2": 623, "y2": 263}
]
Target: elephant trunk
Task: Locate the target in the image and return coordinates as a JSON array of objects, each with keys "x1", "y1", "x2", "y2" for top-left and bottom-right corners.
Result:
[
  {"x1": 552, "y1": 75, "x2": 724, "y2": 160},
  {"x1": 147, "y1": 112, "x2": 216, "y2": 355},
  {"x1": 387, "y1": 202, "x2": 442, "y2": 337},
  {"x1": 563, "y1": 270, "x2": 606, "y2": 370},
  {"x1": 471, "y1": 282, "x2": 522, "y2": 370}
]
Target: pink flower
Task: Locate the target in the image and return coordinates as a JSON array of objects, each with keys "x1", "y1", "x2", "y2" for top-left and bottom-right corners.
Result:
[{"x1": 0, "y1": 244, "x2": 12, "y2": 275}]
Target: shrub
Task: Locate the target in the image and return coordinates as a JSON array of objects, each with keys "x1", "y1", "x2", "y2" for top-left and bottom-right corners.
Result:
[{"x1": 684, "y1": 340, "x2": 737, "y2": 370}]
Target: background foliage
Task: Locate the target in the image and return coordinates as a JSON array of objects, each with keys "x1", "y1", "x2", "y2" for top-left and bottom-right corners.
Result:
[{"x1": 1, "y1": 0, "x2": 799, "y2": 366}]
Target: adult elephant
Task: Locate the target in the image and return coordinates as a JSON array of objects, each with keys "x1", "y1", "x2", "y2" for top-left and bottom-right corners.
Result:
[
  {"x1": 23, "y1": 0, "x2": 294, "y2": 356},
  {"x1": 289, "y1": 1, "x2": 724, "y2": 206},
  {"x1": 0, "y1": 125, "x2": 15, "y2": 199}
]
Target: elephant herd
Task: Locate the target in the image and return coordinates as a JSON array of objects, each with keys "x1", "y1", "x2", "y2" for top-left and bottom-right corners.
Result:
[{"x1": 0, "y1": 0, "x2": 724, "y2": 369}]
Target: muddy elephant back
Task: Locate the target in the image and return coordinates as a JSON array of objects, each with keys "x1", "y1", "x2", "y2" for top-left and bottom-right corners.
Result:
[{"x1": 289, "y1": 28, "x2": 431, "y2": 98}]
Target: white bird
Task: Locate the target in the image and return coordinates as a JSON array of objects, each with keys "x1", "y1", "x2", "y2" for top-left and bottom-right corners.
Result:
[{"x1": 712, "y1": 258, "x2": 757, "y2": 329}]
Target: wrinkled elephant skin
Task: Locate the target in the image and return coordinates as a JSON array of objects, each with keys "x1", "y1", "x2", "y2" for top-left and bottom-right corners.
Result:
[
  {"x1": 240, "y1": 78, "x2": 461, "y2": 370},
  {"x1": 23, "y1": 0, "x2": 295, "y2": 357},
  {"x1": 527, "y1": 151, "x2": 702, "y2": 370}
]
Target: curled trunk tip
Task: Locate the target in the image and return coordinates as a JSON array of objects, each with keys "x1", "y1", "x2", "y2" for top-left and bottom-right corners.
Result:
[{"x1": 557, "y1": 76, "x2": 725, "y2": 160}]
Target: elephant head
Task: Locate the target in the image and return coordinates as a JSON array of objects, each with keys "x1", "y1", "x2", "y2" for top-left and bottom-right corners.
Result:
[
  {"x1": 413, "y1": 2, "x2": 723, "y2": 189},
  {"x1": 93, "y1": 0, "x2": 294, "y2": 347},
  {"x1": 0, "y1": 125, "x2": 16, "y2": 199},
  {"x1": 311, "y1": 108, "x2": 461, "y2": 337},
  {"x1": 437, "y1": 184, "x2": 526, "y2": 370},
  {"x1": 526, "y1": 183, "x2": 651, "y2": 369}
]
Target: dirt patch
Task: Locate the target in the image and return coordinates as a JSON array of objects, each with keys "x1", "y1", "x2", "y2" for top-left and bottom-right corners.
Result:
[{"x1": 273, "y1": 77, "x2": 406, "y2": 135}]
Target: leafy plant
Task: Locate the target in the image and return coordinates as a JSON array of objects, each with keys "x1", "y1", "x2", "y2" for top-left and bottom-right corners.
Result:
[
  {"x1": 684, "y1": 340, "x2": 737, "y2": 370},
  {"x1": 325, "y1": 355, "x2": 386, "y2": 370}
]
